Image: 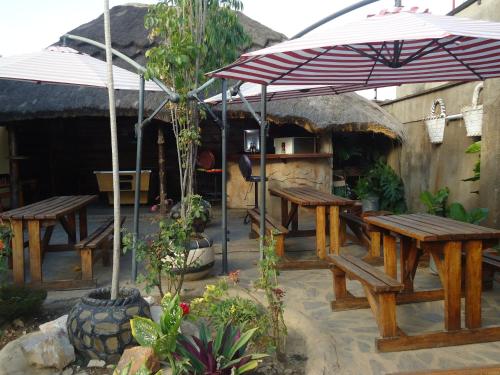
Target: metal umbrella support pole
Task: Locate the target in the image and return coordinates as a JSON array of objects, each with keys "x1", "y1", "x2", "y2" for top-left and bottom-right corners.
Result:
[
  {"x1": 131, "y1": 75, "x2": 145, "y2": 280},
  {"x1": 259, "y1": 85, "x2": 267, "y2": 259},
  {"x1": 221, "y1": 79, "x2": 229, "y2": 274}
]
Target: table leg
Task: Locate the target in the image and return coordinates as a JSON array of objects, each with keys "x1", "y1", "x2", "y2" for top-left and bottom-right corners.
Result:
[
  {"x1": 28, "y1": 220, "x2": 42, "y2": 284},
  {"x1": 291, "y1": 203, "x2": 298, "y2": 232},
  {"x1": 400, "y1": 237, "x2": 418, "y2": 292},
  {"x1": 329, "y1": 205, "x2": 340, "y2": 255},
  {"x1": 316, "y1": 206, "x2": 326, "y2": 259},
  {"x1": 67, "y1": 212, "x2": 76, "y2": 245},
  {"x1": 11, "y1": 220, "x2": 24, "y2": 285},
  {"x1": 383, "y1": 234, "x2": 397, "y2": 279},
  {"x1": 465, "y1": 240, "x2": 482, "y2": 329},
  {"x1": 443, "y1": 241, "x2": 462, "y2": 331},
  {"x1": 79, "y1": 207, "x2": 88, "y2": 241},
  {"x1": 280, "y1": 198, "x2": 288, "y2": 227}
]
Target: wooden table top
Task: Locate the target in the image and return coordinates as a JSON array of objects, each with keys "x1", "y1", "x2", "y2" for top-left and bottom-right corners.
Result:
[
  {"x1": 269, "y1": 186, "x2": 355, "y2": 207},
  {"x1": 365, "y1": 213, "x2": 500, "y2": 242},
  {"x1": 0, "y1": 195, "x2": 98, "y2": 221}
]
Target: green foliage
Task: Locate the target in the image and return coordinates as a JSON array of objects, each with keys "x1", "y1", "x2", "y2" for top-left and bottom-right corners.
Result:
[
  {"x1": 131, "y1": 294, "x2": 188, "y2": 373},
  {"x1": 176, "y1": 323, "x2": 266, "y2": 375},
  {"x1": 354, "y1": 160, "x2": 407, "y2": 213},
  {"x1": 419, "y1": 187, "x2": 450, "y2": 216},
  {"x1": 0, "y1": 286, "x2": 47, "y2": 324},
  {"x1": 463, "y1": 141, "x2": 481, "y2": 184},
  {"x1": 0, "y1": 222, "x2": 12, "y2": 286},
  {"x1": 447, "y1": 203, "x2": 489, "y2": 225},
  {"x1": 190, "y1": 279, "x2": 271, "y2": 351},
  {"x1": 254, "y1": 236, "x2": 287, "y2": 357}
]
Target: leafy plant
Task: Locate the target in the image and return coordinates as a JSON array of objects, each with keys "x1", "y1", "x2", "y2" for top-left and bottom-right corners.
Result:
[
  {"x1": 190, "y1": 278, "x2": 271, "y2": 351},
  {"x1": 254, "y1": 236, "x2": 287, "y2": 358},
  {"x1": 131, "y1": 294, "x2": 189, "y2": 373},
  {"x1": 420, "y1": 187, "x2": 450, "y2": 216},
  {"x1": 353, "y1": 177, "x2": 373, "y2": 200},
  {"x1": 447, "y1": 202, "x2": 489, "y2": 224},
  {"x1": 0, "y1": 221, "x2": 12, "y2": 286},
  {"x1": 176, "y1": 323, "x2": 266, "y2": 375},
  {"x1": 463, "y1": 141, "x2": 481, "y2": 187}
]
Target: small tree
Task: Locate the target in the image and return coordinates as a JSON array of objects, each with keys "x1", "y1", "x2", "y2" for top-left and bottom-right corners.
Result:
[
  {"x1": 140, "y1": 0, "x2": 249, "y2": 293},
  {"x1": 103, "y1": 0, "x2": 121, "y2": 299}
]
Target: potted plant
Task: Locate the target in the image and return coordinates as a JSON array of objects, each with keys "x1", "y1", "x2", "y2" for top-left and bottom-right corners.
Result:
[
  {"x1": 354, "y1": 177, "x2": 379, "y2": 212},
  {"x1": 0, "y1": 221, "x2": 47, "y2": 325}
]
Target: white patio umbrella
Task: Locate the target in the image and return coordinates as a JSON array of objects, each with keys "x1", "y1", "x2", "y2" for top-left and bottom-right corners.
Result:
[
  {"x1": 0, "y1": 46, "x2": 162, "y2": 91},
  {"x1": 207, "y1": 8, "x2": 500, "y2": 260}
]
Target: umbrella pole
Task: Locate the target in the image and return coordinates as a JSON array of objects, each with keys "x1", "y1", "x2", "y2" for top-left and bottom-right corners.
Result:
[
  {"x1": 259, "y1": 85, "x2": 267, "y2": 259},
  {"x1": 221, "y1": 79, "x2": 228, "y2": 274},
  {"x1": 132, "y1": 75, "x2": 145, "y2": 281}
]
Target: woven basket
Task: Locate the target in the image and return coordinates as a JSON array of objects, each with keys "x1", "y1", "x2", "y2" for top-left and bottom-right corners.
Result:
[
  {"x1": 462, "y1": 82, "x2": 483, "y2": 137},
  {"x1": 424, "y1": 98, "x2": 446, "y2": 144}
]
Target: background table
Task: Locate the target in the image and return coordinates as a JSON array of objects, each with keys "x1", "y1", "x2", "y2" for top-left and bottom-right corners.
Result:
[
  {"x1": 365, "y1": 213, "x2": 500, "y2": 351},
  {"x1": 0, "y1": 195, "x2": 97, "y2": 287},
  {"x1": 269, "y1": 186, "x2": 354, "y2": 259}
]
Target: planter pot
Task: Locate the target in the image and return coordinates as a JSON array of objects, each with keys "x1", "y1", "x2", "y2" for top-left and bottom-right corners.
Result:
[
  {"x1": 172, "y1": 236, "x2": 214, "y2": 281},
  {"x1": 462, "y1": 82, "x2": 483, "y2": 137},
  {"x1": 424, "y1": 98, "x2": 446, "y2": 144},
  {"x1": 67, "y1": 287, "x2": 151, "y2": 363},
  {"x1": 361, "y1": 195, "x2": 379, "y2": 212},
  {"x1": 0, "y1": 286, "x2": 47, "y2": 324}
]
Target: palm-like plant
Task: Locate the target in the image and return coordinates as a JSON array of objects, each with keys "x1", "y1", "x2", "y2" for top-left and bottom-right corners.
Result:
[{"x1": 176, "y1": 324, "x2": 266, "y2": 375}]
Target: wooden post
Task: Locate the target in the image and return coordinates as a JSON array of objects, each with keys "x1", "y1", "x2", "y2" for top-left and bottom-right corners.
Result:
[
  {"x1": 11, "y1": 220, "x2": 24, "y2": 285},
  {"x1": 79, "y1": 207, "x2": 88, "y2": 241},
  {"x1": 7, "y1": 126, "x2": 20, "y2": 208},
  {"x1": 66, "y1": 213, "x2": 76, "y2": 245},
  {"x1": 28, "y1": 220, "x2": 42, "y2": 284},
  {"x1": 316, "y1": 206, "x2": 326, "y2": 259},
  {"x1": 280, "y1": 198, "x2": 288, "y2": 227},
  {"x1": 291, "y1": 203, "x2": 299, "y2": 232},
  {"x1": 330, "y1": 205, "x2": 340, "y2": 255},
  {"x1": 383, "y1": 234, "x2": 397, "y2": 279},
  {"x1": 377, "y1": 293, "x2": 397, "y2": 338},
  {"x1": 369, "y1": 231, "x2": 382, "y2": 258},
  {"x1": 332, "y1": 267, "x2": 347, "y2": 298},
  {"x1": 465, "y1": 240, "x2": 482, "y2": 329},
  {"x1": 443, "y1": 241, "x2": 462, "y2": 331},
  {"x1": 81, "y1": 248, "x2": 93, "y2": 281},
  {"x1": 400, "y1": 237, "x2": 415, "y2": 292}
]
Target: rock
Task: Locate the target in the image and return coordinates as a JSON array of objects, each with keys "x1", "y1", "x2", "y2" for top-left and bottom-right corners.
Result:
[
  {"x1": 115, "y1": 346, "x2": 160, "y2": 375},
  {"x1": 143, "y1": 296, "x2": 155, "y2": 305},
  {"x1": 12, "y1": 319, "x2": 24, "y2": 328},
  {"x1": 40, "y1": 315, "x2": 68, "y2": 334},
  {"x1": 61, "y1": 367, "x2": 74, "y2": 375},
  {"x1": 180, "y1": 320, "x2": 198, "y2": 338},
  {"x1": 21, "y1": 330, "x2": 75, "y2": 370},
  {"x1": 0, "y1": 331, "x2": 72, "y2": 375},
  {"x1": 86, "y1": 359, "x2": 106, "y2": 368}
]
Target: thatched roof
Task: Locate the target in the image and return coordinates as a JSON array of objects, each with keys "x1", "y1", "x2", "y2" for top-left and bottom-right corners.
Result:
[
  {"x1": 0, "y1": 4, "x2": 286, "y2": 123},
  {"x1": 0, "y1": 3, "x2": 404, "y2": 140},
  {"x1": 222, "y1": 93, "x2": 406, "y2": 140}
]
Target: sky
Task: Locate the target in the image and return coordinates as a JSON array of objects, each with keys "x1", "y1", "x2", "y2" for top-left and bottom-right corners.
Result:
[{"x1": 0, "y1": 0, "x2": 467, "y2": 99}]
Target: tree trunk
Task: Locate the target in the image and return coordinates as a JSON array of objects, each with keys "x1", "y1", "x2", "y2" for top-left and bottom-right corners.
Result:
[
  {"x1": 157, "y1": 126, "x2": 167, "y2": 215},
  {"x1": 103, "y1": 0, "x2": 121, "y2": 300}
]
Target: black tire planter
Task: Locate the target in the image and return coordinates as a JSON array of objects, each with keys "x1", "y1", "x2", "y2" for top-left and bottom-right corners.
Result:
[{"x1": 67, "y1": 287, "x2": 151, "y2": 363}]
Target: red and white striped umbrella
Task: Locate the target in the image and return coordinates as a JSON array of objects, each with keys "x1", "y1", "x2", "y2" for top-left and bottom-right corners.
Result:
[
  {"x1": 0, "y1": 46, "x2": 162, "y2": 91},
  {"x1": 209, "y1": 9, "x2": 500, "y2": 87}
]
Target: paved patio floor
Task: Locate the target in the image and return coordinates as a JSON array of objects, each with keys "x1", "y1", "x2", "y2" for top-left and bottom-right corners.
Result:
[{"x1": 33, "y1": 204, "x2": 500, "y2": 374}]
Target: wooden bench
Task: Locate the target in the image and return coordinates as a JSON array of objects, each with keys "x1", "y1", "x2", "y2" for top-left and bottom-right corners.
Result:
[
  {"x1": 329, "y1": 254, "x2": 403, "y2": 339},
  {"x1": 74, "y1": 216, "x2": 125, "y2": 281},
  {"x1": 247, "y1": 208, "x2": 288, "y2": 257},
  {"x1": 483, "y1": 251, "x2": 500, "y2": 290}
]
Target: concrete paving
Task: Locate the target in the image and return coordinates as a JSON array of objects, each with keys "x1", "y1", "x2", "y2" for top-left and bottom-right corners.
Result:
[{"x1": 31, "y1": 205, "x2": 500, "y2": 374}]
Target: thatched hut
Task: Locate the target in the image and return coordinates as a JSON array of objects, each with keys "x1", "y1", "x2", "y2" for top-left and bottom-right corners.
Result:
[{"x1": 0, "y1": 4, "x2": 403, "y2": 208}]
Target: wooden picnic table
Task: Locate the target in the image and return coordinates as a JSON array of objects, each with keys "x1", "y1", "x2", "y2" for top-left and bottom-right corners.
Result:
[
  {"x1": 0, "y1": 195, "x2": 98, "y2": 288},
  {"x1": 269, "y1": 186, "x2": 354, "y2": 267},
  {"x1": 364, "y1": 213, "x2": 500, "y2": 351}
]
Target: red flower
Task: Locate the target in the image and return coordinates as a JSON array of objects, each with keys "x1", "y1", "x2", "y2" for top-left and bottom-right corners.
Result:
[
  {"x1": 180, "y1": 302, "x2": 190, "y2": 316},
  {"x1": 228, "y1": 270, "x2": 240, "y2": 284}
]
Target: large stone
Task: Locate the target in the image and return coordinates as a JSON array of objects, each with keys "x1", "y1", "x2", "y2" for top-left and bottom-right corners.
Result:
[
  {"x1": 115, "y1": 347, "x2": 160, "y2": 375},
  {"x1": 21, "y1": 330, "x2": 75, "y2": 370},
  {"x1": 0, "y1": 330, "x2": 73, "y2": 375},
  {"x1": 40, "y1": 315, "x2": 68, "y2": 335}
]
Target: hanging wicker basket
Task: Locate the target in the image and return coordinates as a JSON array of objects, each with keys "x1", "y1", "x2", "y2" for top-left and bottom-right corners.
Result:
[
  {"x1": 424, "y1": 98, "x2": 446, "y2": 144},
  {"x1": 462, "y1": 82, "x2": 483, "y2": 137}
]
